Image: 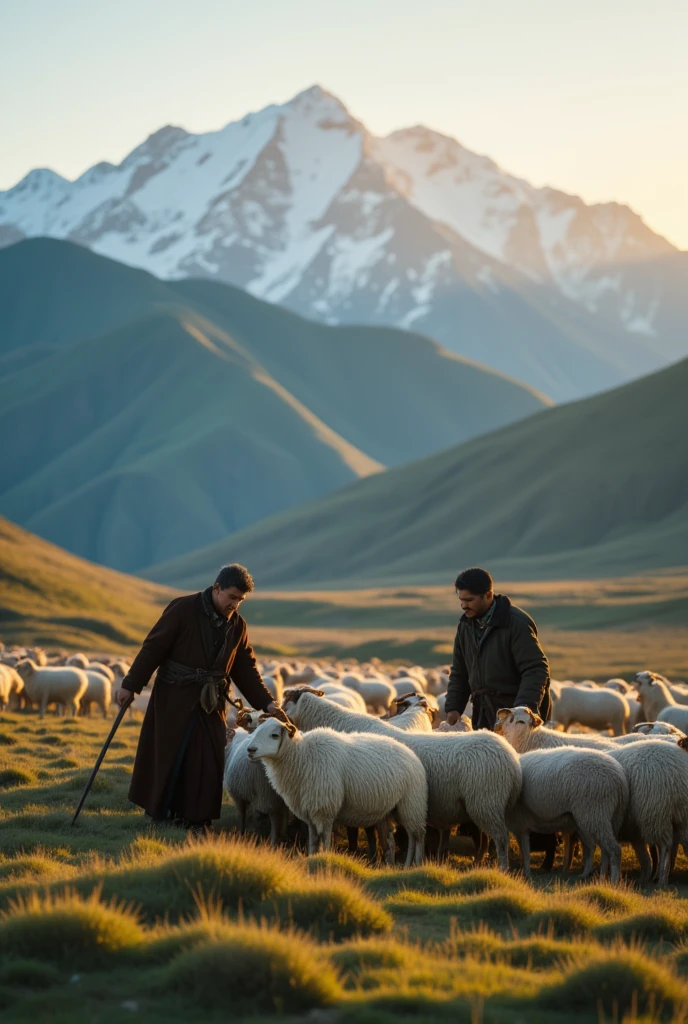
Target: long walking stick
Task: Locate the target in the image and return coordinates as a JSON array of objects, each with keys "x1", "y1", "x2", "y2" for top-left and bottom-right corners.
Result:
[{"x1": 71, "y1": 693, "x2": 134, "y2": 825}]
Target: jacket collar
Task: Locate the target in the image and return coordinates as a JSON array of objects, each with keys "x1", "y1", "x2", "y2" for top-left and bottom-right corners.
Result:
[{"x1": 461, "y1": 594, "x2": 511, "y2": 628}]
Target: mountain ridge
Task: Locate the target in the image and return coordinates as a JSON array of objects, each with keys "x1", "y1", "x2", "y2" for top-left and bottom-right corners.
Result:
[{"x1": 2, "y1": 85, "x2": 684, "y2": 401}]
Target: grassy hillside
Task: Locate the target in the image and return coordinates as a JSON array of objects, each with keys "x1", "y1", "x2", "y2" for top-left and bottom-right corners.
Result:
[
  {"x1": 0, "y1": 517, "x2": 175, "y2": 650},
  {"x1": 0, "y1": 239, "x2": 549, "y2": 572},
  {"x1": 150, "y1": 352, "x2": 688, "y2": 587}
]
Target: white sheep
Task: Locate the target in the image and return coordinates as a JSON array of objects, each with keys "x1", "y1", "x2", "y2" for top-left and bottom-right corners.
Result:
[
  {"x1": 634, "y1": 721, "x2": 686, "y2": 738},
  {"x1": 80, "y1": 671, "x2": 112, "y2": 718},
  {"x1": 635, "y1": 670, "x2": 688, "y2": 706},
  {"x1": 386, "y1": 693, "x2": 434, "y2": 733},
  {"x1": 246, "y1": 719, "x2": 427, "y2": 866},
  {"x1": 496, "y1": 706, "x2": 676, "y2": 755},
  {"x1": 85, "y1": 661, "x2": 115, "y2": 683},
  {"x1": 339, "y1": 673, "x2": 396, "y2": 714},
  {"x1": 224, "y1": 726, "x2": 290, "y2": 845},
  {"x1": 282, "y1": 689, "x2": 521, "y2": 871},
  {"x1": 634, "y1": 671, "x2": 688, "y2": 731},
  {"x1": 15, "y1": 660, "x2": 88, "y2": 717},
  {"x1": 509, "y1": 746, "x2": 628, "y2": 882},
  {"x1": 605, "y1": 677, "x2": 631, "y2": 694},
  {"x1": 66, "y1": 653, "x2": 90, "y2": 670},
  {"x1": 317, "y1": 682, "x2": 367, "y2": 713},
  {"x1": 613, "y1": 739, "x2": 688, "y2": 886},
  {"x1": 551, "y1": 684, "x2": 629, "y2": 735}
]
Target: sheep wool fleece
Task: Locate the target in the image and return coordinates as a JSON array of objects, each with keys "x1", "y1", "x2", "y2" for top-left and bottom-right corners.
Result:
[{"x1": 124, "y1": 591, "x2": 274, "y2": 823}]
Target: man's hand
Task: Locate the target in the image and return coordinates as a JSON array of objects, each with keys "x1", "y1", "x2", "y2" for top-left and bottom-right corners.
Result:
[
  {"x1": 446, "y1": 711, "x2": 460, "y2": 726},
  {"x1": 115, "y1": 687, "x2": 134, "y2": 708},
  {"x1": 266, "y1": 701, "x2": 288, "y2": 722}
]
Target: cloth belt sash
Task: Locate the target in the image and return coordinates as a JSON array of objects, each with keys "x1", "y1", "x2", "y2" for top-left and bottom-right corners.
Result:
[{"x1": 157, "y1": 658, "x2": 229, "y2": 714}]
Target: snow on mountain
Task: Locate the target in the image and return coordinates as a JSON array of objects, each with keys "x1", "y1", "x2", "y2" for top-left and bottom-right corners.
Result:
[{"x1": 1, "y1": 84, "x2": 684, "y2": 401}]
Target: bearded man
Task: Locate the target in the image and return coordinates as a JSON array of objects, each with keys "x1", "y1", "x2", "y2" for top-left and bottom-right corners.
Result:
[
  {"x1": 445, "y1": 566, "x2": 551, "y2": 731},
  {"x1": 115, "y1": 563, "x2": 280, "y2": 831}
]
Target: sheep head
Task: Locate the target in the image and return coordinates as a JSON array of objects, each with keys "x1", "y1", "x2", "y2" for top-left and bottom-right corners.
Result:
[
  {"x1": 247, "y1": 717, "x2": 298, "y2": 760},
  {"x1": 282, "y1": 685, "x2": 325, "y2": 707},
  {"x1": 15, "y1": 659, "x2": 37, "y2": 680},
  {"x1": 494, "y1": 706, "x2": 542, "y2": 750}
]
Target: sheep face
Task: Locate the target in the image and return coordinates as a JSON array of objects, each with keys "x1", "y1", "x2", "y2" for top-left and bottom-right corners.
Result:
[
  {"x1": 282, "y1": 685, "x2": 324, "y2": 716},
  {"x1": 635, "y1": 670, "x2": 667, "y2": 687},
  {"x1": 634, "y1": 721, "x2": 683, "y2": 736},
  {"x1": 494, "y1": 706, "x2": 543, "y2": 750},
  {"x1": 15, "y1": 660, "x2": 36, "y2": 681},
  {"x1": 246, "y1": 719, "x2": 295, "y2": 761}
]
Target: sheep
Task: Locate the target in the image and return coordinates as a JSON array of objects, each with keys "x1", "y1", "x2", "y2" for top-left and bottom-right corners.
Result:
[
  {"x1": 282, "y1": 689, "x2": 521, "y2": 871},
  {"x1": 551, "y1": 684, "x2": 629, "y2": 735},
  {"x1": 85, "y1": 661, "x2": 115, "y2": 683},
  {"x1": 80, "y1": 671, "x2": 112, "y2": 718},
  {"x1": 605, "y1": 677, "x2": 631, "y2": 694},
  {"x1": 339, "y1": 674, "x2": 396, "y2": 714},
  {"x1": 246, "y1": 719, "x2": 427, "y2": 866},
  {"x1": 634, "y1": 721, "x2": 686, "y2": 738},
  {"x1": 508, "y1": 747, "x2": 628, "y2": 882},
  {"x1": 26, "y1": 647, "x2": 48, "y2": 666},
  {"x1": 0, "y1": 664, "x2": 24, "y2": 709},
  {"x1": 318, "y1": 683, "x2": 367, "y2": 713},
  {"x1": 437, "y1": 717, "x2": 472, "y2": 733},
  {"x1": 613, "y1": 740, "x2": 688, "y2": 886},
  {"x1": 634, "y1": 672, "x2": 688, "y2": 730},
  {"x1": 66, "y1": 653, "x2": 89, "y2": 670},
  {"x1": 496, "y1": 706, "x2": 677, "y2": 754},
  {"x1": 15, "y1": 660, "x2": 88, "y2": 717},
  {"x1": 636, "y1": 670, "x2": 688, "y2": 706},
  {"x1": 224, "y1": 726, "x2": 290, "y2": 846},
  {"x1": 386, "y1": 693, "x2": 434, "y2": 732}
]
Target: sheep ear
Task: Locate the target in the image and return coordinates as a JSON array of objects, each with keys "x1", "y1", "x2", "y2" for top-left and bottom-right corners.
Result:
[{"x1": 495, "y1": 708, "x2": 511, "y2": 720}]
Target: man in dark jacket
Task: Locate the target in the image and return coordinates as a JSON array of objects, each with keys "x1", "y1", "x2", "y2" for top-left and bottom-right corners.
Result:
[
  {"x1": 445, "y1": 567, "x2": 551, "y2": 731},
  {"x1": 114, "y1": 563, "x2": 280, "y2": 830}
]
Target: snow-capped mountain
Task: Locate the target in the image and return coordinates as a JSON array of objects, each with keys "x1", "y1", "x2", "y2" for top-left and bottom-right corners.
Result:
[{"x1": 2, "y1": 85, "x2": 684, "y2": 401}]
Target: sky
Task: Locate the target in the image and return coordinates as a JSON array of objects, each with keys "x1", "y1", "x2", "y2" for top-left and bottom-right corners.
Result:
[{"x1": 2, "y1": 0, "x2": 687, "y2": 248}]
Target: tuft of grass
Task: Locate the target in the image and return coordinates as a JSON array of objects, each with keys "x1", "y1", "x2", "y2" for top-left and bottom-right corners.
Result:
[
  {"x1": 45, "y1": 757, "x2": 80, "y2": 770},
  {"x1": 569, "y1": 883, "x2": 640, "y2": 915},
  {"x1": 0, "y1": 732, "x2": 17, "y2": 747},
  {"x1": 0, "y1": 853, "x2": 77, "y2": 883},
  {"x1": 539, "y1": 947, "x2": 688, "y2": 1019},
  {"x1": 387, "y1": 888, "x2": 538, "y2": 929},
  {"x1": 306, "y1": 853, "x2": 373, "y2": 881},
  {"x1": 279, "y1": 875, "x2": 393, "y2": 940},
  {"x1": 519, "y1": 899, "x2": 603, "y2": 938},
  {"x1": 0, "y1": 958, "x2": 62, "y2": 989},
  {"x1": 0, "y1": 888, "x2": 145, "y2": 967},
  {"x1": 91, "y1": 836, "x2": 302, "y2": 923},
  {"x1": 162, "y1": 923, "x2": 340, "y2": 1012},
  {"x1": 0, "y1": 768, "x2": 35, "y2": 789},
  {"x1": 595, "y1": 910, "x2": 688, "y2": 945},
  {"x1": 330, "y1": 937, "x2": 415, "y2": 982}
]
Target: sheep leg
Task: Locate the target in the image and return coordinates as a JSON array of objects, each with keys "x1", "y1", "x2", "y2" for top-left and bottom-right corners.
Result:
[
  {"x1": 39, "y1": 693, "x2": 48, "y2": 719},
  {"x1": 269, "y1": 813, "x2": 281, "y2": 847},
  {"x1": 437, "y1": 828, "x2": 450, "y2": 862},
  {"x1": 518, "y1": 832, "x2": 532, "y2": 879},
  {"x1": 563, "y1": 833, "x2": 578, "y2": 873},
  {"x1": 307, "y1": 822, "x2": 320, "y2": 855},
  {"x1": 538, "y1": 833, "x2": 557, "y2": 872},
  {"x1": 365, "y1": 826, "x2": 378, "y2": 862},
  {"x1": 375, "y1": 820, "x2": 395, "y2": 866},
  {"x1": 412, "y1": 829, "x2": 425, "y2": 867},
  {"x1": 634, "y1": 842, "x2": 653, "y2": 884},
  {"x1": 657, "y1": 841, "x2": 672, "y2": 888},
  {"x1": 577, "y1": 833, "x2": 596, "y2": 878},
  {"x1": 236, "y1": 799, "x2": 248, "y2": 836},
  {"x1": 346, "y1": 827, "x2": 359, "y2": 854}
]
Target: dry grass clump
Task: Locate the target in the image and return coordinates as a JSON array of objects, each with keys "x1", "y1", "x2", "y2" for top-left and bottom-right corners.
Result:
[
  {"x1": 0, "y1": 731, "x2": 17, "y2": 746},
  {"x1": 595, "y1": 910, "x2": 688, "y2": 945},
  {"x1": 306, "y1": 852, "x2": 373, "y2": 881},
  {"x1": 0, "y1": 889, "x2": 145, "y2": 967},
  {"x1": 161, "y1": 922, "x2": 340, "y2": 1012},
  {"x1": 93, "y1": 836, "x2": 302, "y2": 923},
  {"x1": 519, "y1": 898, "x2": 604, "y2": 938},
  {"x1": 569, "y1": 882, "x2": 641, "y2": 915},
  {"x1": 0, "y1": 768, "x2": 35, "y2": 789},
  {"x1": 539, "y1": 947, "x2": 688, "y2": 1019},
  {"x1": 280, "y1": 874, "x2": 393, "y2": 940},
  {"x1": 0, "y1": 853, "x2": 77, "y2": 883},
  {"x1": 330, "y1": 937, "x2": 416, "y2": 982},
  {"x1": 386, "y1": 887, "x2": 539, "y2": 930}
]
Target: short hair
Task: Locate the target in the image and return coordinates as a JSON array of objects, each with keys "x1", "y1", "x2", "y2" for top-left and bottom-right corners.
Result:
[
  {"x1": 215, "y1": 564, "x2": 255, "y2": 593},
  {"x1": 454, "y1": 567, "x2": 493, "y2": 595}
]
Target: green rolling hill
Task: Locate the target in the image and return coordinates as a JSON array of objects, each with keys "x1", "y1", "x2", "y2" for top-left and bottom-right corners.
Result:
[
  {"x1": 0, "y1": 516, "x2": 175, "y2": 650},
  {"x1": 0, "y1": 239, "x2": 549, "y2": 571},
  {"x1": 148, "y1": 353, "x2": 688, "y2": 588}
]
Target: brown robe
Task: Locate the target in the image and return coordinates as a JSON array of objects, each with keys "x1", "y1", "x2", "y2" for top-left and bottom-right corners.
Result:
[{"x1": 123, "y1": 591, "x2": 273, "y2": 823}]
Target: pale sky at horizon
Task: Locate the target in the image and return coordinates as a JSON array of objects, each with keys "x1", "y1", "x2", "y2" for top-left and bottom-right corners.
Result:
[{"x1": 3, "y1": 0, "x2": 687, "y2": 248}]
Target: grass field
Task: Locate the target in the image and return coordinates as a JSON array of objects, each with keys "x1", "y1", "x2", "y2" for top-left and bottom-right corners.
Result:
[{"x1": 3, "y1": 712, "x2": 688, "y2": 1022}]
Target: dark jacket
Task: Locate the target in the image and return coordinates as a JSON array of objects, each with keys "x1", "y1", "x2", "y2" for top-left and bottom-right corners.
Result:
[
  {"x1": 446, "y1": 594, "x2": 551, "y2": 730},
  {"x1": 123, "y1": 592, "x2": 273, "y2": 822}
]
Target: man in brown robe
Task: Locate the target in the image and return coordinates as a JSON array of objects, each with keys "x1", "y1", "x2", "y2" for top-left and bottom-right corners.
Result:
[{"x1": 115, "y1": 563, "x2": 280, "y2": 830}]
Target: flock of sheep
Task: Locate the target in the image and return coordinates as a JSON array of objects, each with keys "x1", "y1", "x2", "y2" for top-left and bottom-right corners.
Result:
[{"x1": 2, "y1": 640, "x2": 688, "y2": 886}]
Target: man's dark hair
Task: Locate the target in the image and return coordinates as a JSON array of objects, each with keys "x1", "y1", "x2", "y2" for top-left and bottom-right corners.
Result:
[
  {"x1": 215, "y1": 563, "x2": 255, "y2": 593},
  {"x1": 454, "y1": 567, "x2": 493, "y2": 595}
]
